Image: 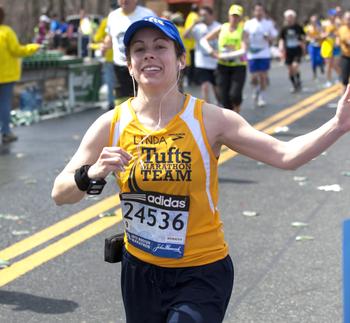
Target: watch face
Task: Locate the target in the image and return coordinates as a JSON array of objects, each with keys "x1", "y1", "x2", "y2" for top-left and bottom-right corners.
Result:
[
  {"x1": 87, "y1": 179, "x2": 106, "y2": 195},
  {"x1": 91, "y1": 184, "x2": 104, "y2": 189}
]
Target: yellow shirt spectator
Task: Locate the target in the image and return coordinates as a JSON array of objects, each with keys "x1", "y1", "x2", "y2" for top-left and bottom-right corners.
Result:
[
  {"x1": 0, "y1": 25, "x2": 40, "y2": 83},
  {"x1": 184, "y1": 11, "x2": 199, "y2": 52},
  {"x1": 92, "y1": 17, "x2": 113, "y2": 62},
  {"x1": 175, "y1": 25, "x2": 191, "y2": 67},
  {"x1": 338, "y1": 24, "x2": 350, "y2": 57},
  {"x1": 321, "y1": 20, "x2": 339, "y2": 58},
  {"x1": 305, "y1": 23, "x2": 323, "y2": 46}
]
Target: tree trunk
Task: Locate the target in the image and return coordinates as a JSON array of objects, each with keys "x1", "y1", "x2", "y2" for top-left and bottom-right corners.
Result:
[
  {"x1": 96, "y1": 0, "x2": 105, "y2": 15},
  {"x1": 214, "y1": 0, "x2": 224, "y2": 22}
]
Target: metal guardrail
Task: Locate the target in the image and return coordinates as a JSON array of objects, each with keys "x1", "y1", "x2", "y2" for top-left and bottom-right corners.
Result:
[{"x1": 13, "y1": 59, "x2": 102, "y2": 126}]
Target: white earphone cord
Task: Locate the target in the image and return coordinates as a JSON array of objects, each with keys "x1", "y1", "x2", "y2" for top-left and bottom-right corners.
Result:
[{"x1": 131, "y1": 67, "x2": 182, "y2": 170}]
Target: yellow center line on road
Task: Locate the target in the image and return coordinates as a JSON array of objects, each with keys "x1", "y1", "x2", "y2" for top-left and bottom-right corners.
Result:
[
  {"x1": 0, "y1": 211, "x2": 123, "y2": 287},
  {"x1": 252, "y1": 84, "x2": 340, "y2": 131},
  {"x1": 0, "y1": 85, "x2": 342, "y2": 287},
  {"x1": 262, "y1": 88, "x2": 342, "y2": 135},
  {"x1": 0, "y1": 195, "x2": 120, "y2": 261}
]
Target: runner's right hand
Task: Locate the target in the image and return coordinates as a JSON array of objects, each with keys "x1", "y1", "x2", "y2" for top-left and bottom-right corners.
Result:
[{"x1": 88, "y1": 147, "x2": 133, "y2": 179}]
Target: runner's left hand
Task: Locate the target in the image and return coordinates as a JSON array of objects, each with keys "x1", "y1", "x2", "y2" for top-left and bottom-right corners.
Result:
[{"x1": 335, "y1": 85, "x2": 350, "y2": 133}]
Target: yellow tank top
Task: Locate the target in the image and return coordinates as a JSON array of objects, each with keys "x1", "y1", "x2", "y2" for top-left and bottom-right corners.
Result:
[
  {"x1": 321, "y1": 21, "x2": 337, "y2": 58},
  {"x1": 218, "y1": 22, "x2": 247, "y2": 67},
  {"x1": 324, "y1": 22, "x2": 338, "y2": 39},
  {"x1": 339, "y1": 25, "x2": 350, "y2": 57},
  {"x1": 109, "y1": 95, "x2": 228, "y2": 267}
]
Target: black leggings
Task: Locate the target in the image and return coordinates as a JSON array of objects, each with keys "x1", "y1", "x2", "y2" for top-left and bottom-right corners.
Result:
[
  {"x1": 340, "y1": 56, "x2": 350, "y2": 87},
  {"x1": 216, "y1": 64, "x2": 246, "y2": 109}
]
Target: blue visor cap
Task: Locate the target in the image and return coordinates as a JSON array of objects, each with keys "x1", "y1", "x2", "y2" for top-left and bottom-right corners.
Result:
[{"x1": 123, "y1": 16, "x2": 185, "y2": 54}]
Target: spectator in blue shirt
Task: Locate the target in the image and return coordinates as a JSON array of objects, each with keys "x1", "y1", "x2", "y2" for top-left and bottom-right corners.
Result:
[{"x1": 50, "y1": 13, "x2": 61, "y2": 48}]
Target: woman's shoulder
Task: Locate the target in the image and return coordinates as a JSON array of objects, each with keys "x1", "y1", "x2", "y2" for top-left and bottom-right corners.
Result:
[
  {"x1": 92, "y1": 109, "x2": 116, "y2": 129},
  {"x1": 0, "y1": 24, "x2": 14, "y2": 34},
  {"x1": 98, "y1": 100, "x2": 134, "y2": 129},
  {"x1": 185, "y1": 95, "x2": 237, "y2": 124},
  {"x1": 338, "y1": 25, "x2": 349, "y2": 33},
  {"x1": 200, "y1": 101, "x2": 227, "y2": 122},
  {"x1": 83, "y1": 109, "x2": 117, "y2": 147},
  {"x1": 201, "y1": 101, "x2": 242, "y2": 129},
  {"x1": 220, "y1": 22, "x2": 230, "y2": 30}
]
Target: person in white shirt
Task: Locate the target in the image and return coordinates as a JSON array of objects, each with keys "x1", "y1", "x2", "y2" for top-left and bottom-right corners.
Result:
[
  {"x1": 184, "y1": 6, "x2": 221, "y2": 103},
  {"x1": 103, "y1": 0, "x2": 155, "y2": 104},
  {"x1": 244, "y1": 3, "x2": 277, "y2": 107}
]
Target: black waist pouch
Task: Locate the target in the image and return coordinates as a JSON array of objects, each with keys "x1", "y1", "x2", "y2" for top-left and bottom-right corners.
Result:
[{"x1": 104, "y1": 232, "x2": 124, "y2": 263}]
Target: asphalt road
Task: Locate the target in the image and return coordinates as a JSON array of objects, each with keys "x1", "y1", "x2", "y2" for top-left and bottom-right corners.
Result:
[{"x1": 0, "y1": 61, "x2": 348, "y2": 323}]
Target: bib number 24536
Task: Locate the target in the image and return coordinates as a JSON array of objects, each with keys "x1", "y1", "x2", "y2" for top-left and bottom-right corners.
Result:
[{"x1": 120, "y1": 191, "x2": 190, "y2": 258}]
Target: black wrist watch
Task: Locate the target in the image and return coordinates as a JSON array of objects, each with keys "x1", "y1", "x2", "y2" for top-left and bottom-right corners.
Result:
[{"x1": 74, "y1": 165, "x2": 106, "y2": 195}]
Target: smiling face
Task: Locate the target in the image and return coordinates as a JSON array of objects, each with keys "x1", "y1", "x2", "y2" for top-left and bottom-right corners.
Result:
[{"x1": 127, "y1": 28, "x2": 185, "y2": 89}]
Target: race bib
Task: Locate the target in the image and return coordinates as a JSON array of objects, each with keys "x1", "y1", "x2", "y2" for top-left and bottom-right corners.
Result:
[{"x1": 120, "y1": 191, "x2": 190, "y2": 258}]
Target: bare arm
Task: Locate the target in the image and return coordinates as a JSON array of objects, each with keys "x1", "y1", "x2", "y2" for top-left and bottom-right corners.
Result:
[
  {"x1": 278, "y1": 37, "x2": 286, "y2": 60},
  {"x1": 243, "y1": 30, "x2": 250, "y2": 50},
  {"x1": 183, "y1": 20, "x2": 198, "y2": 39},
  {"x1": 204, "y1": 86, "x2": 350, "y2": 169},
  {"x1": 199, "y1": 26, "x2": 221, "y2": 57},
  {"x1": 100, "y1": 34, "x2": 112, "y2": 53},
  {"x1": 278, "y1": 36, "x2": 285, "y2": 51},
  {"x1": 218, "y1": 38, "x2": 247, "y2": 60},
  {"x1": 51, "y1": 111, "x2": 132, "y2": 205}
]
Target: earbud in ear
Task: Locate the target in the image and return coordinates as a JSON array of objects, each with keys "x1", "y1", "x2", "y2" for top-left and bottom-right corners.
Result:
[
  {"x1": 129, "y1": 71, "x2": 133, "y2": 77},
  {"x1": 178, "y1": 62, "x2": 184, "y2": 70}
]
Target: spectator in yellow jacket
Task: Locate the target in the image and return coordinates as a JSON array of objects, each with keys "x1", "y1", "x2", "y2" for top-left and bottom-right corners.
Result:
[
  {"x1": 184, "y1": 4, "x2": 199, "y2": 85},
  {"x1": 0, "y1": 6, "x2": 40, "y2": 143}
]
